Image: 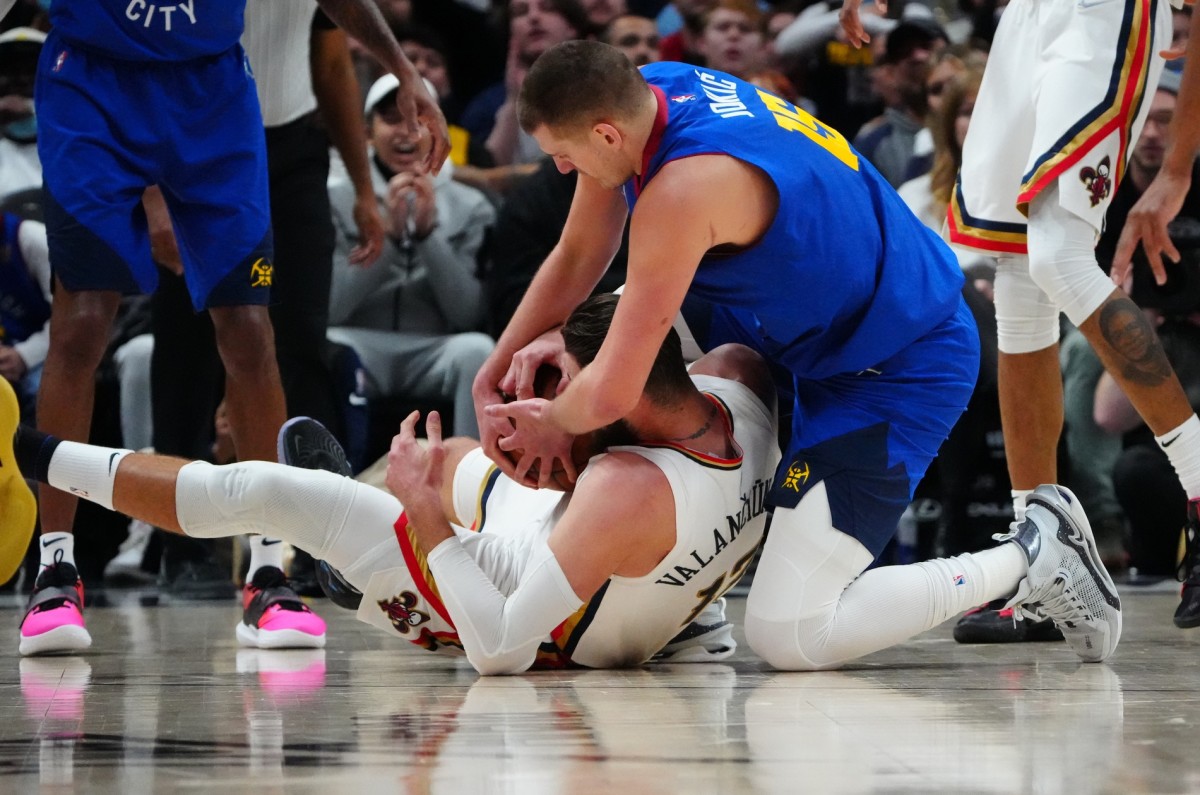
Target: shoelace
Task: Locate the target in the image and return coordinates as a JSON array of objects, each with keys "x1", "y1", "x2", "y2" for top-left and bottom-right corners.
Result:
[{"x1": 1014, "y1": 572, "x2": 1090, "y2": 627}]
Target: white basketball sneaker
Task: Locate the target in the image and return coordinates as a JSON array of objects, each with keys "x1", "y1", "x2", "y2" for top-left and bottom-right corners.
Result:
[{"x1": 998, "y1": 484, "x2": 1121, "y2": 663}]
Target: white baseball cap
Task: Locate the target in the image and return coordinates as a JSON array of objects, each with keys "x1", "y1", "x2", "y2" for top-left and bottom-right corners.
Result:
[
  {"x1": 364, "y1": 74, "x2": 437, "y2": 116},
  {"x1": 0, "y1": 27, "x2": 47, "y2": 48}
]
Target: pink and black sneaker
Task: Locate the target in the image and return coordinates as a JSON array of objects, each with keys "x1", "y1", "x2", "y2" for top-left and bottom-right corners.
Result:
[
  {"x1": 19, "y1": 553, "x2": 93, "y2": 656},
  {"x1": 237, "y1": 566, "x2": 327, "y2": 649}
]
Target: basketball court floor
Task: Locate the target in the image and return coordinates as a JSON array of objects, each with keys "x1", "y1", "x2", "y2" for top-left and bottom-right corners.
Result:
[{"x1": 1, "y1": 587, "x2": 1197, "y2": 793}]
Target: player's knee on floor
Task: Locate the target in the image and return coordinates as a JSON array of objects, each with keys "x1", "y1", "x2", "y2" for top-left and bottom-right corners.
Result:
[{"x1": 744, "y1": 611, "x2": 844, "y2": 672}]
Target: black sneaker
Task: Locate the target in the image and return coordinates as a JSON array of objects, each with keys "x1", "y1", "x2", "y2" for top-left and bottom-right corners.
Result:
[
  {"x1": 315, "y1": 559, "x2": 363, "y2": 611},
  {"x1": 953, "y1": 598, "x2": 1065, "y2": 644},
  {"x1": 276, "y1": 417, "x2": 362, "y2": 610},
  {"x1": 277, "y1": 417, "x2": 353, "y2": 477},
  {"x1": 1174, "y1": 499, "x2": 1200, "y2": 628}
]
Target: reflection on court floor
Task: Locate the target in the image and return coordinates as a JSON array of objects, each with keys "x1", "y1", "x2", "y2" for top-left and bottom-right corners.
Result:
[{"x1": 0, "y1": 593, "x2": 1192, "y2": 793}]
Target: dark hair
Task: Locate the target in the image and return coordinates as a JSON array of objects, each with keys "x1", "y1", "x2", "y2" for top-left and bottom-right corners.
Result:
[
  {"x1": 518, "y1": 40, "x2": 649, "y2": 133},
  {"x1": 561, "y1": 293, "x2": 692, "y2": 405},
  {"x1": 883, "y1": 20, "x2": 947, "y2": 65},
  {"x1": 392, "y1": 23, "x2": 450, "y2": 60}
]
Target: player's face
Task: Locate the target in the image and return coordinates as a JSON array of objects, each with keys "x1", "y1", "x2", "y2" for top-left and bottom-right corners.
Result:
[
  {"x1": 532, "y1": 124, "x2": 635, "y2": 189},
  {"x1": 370, "y1": 98, "x2": 434, "y2": 175}
]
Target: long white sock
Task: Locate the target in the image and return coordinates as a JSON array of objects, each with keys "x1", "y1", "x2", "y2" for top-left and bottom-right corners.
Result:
[
  {"x1": 38, "y1": 532, "x2": 76, "y2": 569},
  {"x1": 1157, "y1": 414, "x2": 1200, "y2": 500},
  {"x1": 174, "y1": 460, "x2": 400, "y2": 577},
  {"x1": 45, "y1": 441, "x2": 133, "y2": 512},
  {"x1": 1011, "y1": 489, "x2": 1034, "y2": 523},
  {"x1": 745, "y1": 487, "x2": 1031, "y2": 671},
  {"x1": 247, "y1": 535, "x2": 285, "y2": 582}
]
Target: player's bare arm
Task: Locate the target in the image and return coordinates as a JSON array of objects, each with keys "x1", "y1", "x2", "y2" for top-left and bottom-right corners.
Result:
[
  {"x1": 547, "y1": 453, "x2": 676, "y2": 600},
  {"x1": 1113, "y1": 8, "x2": 1200, "y2": 284},
  {"x1": 315, "y1": 0, "x2": 450, "y2": 174},
  {"x1": 473, "y1": 175, "x2": 628, "y2": 474},
  {"x1": 312, "y1": 25, "x2": 385, "y2": 267},
  {"x1": 489, "y1": 154, "x2": 776, "y2": 442}
]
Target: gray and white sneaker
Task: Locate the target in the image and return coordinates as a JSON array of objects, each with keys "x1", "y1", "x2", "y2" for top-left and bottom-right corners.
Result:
[
  {"x1": 998, "y1": 484, "x2": 1121, "y2": 662},
  {"x1": 653, "y1": 598, "x2": 737, "y2": 663}
]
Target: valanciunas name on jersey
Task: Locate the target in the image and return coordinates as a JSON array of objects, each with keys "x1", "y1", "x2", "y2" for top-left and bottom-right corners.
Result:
[{"x1": 654, "y1": 477, "x2": 770, "y2": 586}]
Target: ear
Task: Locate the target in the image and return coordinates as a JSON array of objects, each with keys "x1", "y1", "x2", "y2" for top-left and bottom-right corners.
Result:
[{"x1": 592, "y1": 121, "x2": 623, "y2": 147}]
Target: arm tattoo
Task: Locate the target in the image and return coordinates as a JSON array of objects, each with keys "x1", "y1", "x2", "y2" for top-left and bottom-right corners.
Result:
[{"x1": 1097, "y1": 297, "x2": 1173, "y2": 386}]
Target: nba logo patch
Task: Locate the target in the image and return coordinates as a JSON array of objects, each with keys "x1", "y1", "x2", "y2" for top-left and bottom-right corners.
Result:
[
  {"x1": 952, "y1": 574, "x2": 965, "y2": 586},
  {"x1": 670, "y1": 94, "x2": 696, "y2": 103},
  {"x1": 53, "y1": 50, "x2": 68, "y2": 72}
]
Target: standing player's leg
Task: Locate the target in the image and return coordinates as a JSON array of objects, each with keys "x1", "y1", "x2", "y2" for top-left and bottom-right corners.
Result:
[
  {"x1": 1025, "y1": 189, "x2": 1200, "y2": 624},
  {"x1": 29, "y1": 32, "x2": 165, "y2": 654},
  {"x1": 157, "y1": 42, "x2": 309, "y2": 646}
]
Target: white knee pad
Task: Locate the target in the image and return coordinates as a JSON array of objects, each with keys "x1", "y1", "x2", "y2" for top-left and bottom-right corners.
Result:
[
  {"x1": 1025, "y1": 188, "x2": 1116, "y2": 327},
  {"x1": 994, "y1": 255, "x2": 1061, "y2": 354}
]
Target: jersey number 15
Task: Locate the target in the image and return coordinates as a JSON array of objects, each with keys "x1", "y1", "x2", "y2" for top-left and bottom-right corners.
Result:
[{"x1": 755, "y1": 90, "x2": 859, "y2": 172}]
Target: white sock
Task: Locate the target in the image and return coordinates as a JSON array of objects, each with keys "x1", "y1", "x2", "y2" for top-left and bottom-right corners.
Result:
[
  {"x1": 38, "y1": 532, "x2": 76, "y2": 569},
  {"x1": 1157, "y1": 414, "x2": 1200, "y2": 500},
  {"x1": 1012, "y1": 489, "x2": 1034, "y2": 523},
  {"x1": 247, "y1": 535, "x2": 286, "y2": 582},
  {"x1": 45, "y1": 441, "x2": 133, "y2": 512}
]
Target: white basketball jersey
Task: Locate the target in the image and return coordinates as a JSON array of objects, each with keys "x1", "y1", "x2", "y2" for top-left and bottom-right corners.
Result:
[
  {"x1": 558, "y1": 375, "x2": 780, "y2": 668},
  {"x1": 357, "y1": 375, "x2": 779, "y2": 669}
]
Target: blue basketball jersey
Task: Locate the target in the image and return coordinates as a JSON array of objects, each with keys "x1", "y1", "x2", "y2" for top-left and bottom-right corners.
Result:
[
  {"x1": 624, "y1": 62, "x2": 965, "y2": 380},
  {"x1": 49, "y1": 0, "x2": 246, "y2": 61}
]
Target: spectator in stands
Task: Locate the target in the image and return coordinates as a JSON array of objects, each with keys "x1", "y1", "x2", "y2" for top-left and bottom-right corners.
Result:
[
  {"x1": 0, "y1": 27, "x2": 42, "y2": 196},
  {"x1": 0, "y1": 212, "x2": 49, "y2": 422},
  {"x1": 601, "y1": 13, "x2": 660, "y2": 67},
  {"x1": 695, "y1": 0, "x2": 767, "y2": 79},
  {"x1": 395, "y1": 24, "x2": 542, "y2": 198},
  {"x1": 582, "y1": 0, "x2": 627, "y2": 30},
  {"x1": 771, "y1": 0, "x2": 895, "y2": 137},
  {"x1": 853, "y1": 20, "x2": 948, "y2": 188},
  {"x1": 459, "y1": 0, "x2": 589, "y2": 166},
  {"x1": 902, "y1": 44, "x2": 987, "y2": 186},
  {"x1": 657, "y1": 0, "x2": 717, "y2": 64},
  {"x1": 327, "y1": 76, "x2": 495, "y2": 438},
  {"x1": 1084, "y1": 71, "x2": 1200, "y2": 580},
  {"x1": 898, "y1": 66, "x2": 992, "y2": 274}
]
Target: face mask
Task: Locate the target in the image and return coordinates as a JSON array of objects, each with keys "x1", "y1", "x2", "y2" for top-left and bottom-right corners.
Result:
[
  {"x1": 1166, "y1": 56, "x2": 1186, "y2": 74},
  {"x1": 3, "y1": 115, "x2": 36, "y2": 143}
]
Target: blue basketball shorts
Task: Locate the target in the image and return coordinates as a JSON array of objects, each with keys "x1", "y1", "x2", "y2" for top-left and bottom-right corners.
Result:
[
  {"x1": 768, "y1": 297, "x2": 980, "y2": 558},
  {"x1": 36, "y1": 31, "x2": 273, "y2": 310}
]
